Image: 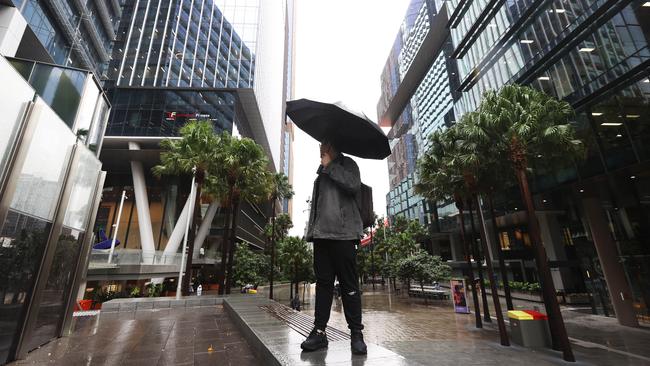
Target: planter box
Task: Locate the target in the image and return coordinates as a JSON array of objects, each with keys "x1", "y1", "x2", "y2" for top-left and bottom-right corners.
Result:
[
  {"x1": 565, "y1": 293, "x2": 591, "y2": 304},
  {"x1": 78, "y1": 300, "x2": 93, "y2": 311}
]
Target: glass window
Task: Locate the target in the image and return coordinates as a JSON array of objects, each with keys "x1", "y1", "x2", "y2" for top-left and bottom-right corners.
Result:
[
  {"x1": 29, "y1": 64, "x2": 86, "y2": 127},
  {"x1": 72, "y1": 76, "x2": 99, "y2": 141},
  {"x1": 26, "y1": 145, "x2": 101, "y2": 350},
  {"x1": 0, "y1": 58, "x2": 36, "y2": 180},
  {"x1": 0, "y1": 98, "x2": 76, "y2": 363}
]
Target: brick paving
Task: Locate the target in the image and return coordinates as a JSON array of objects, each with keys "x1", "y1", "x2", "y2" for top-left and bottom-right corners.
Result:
[{"x1": 10, "y1": 306, "x2": 258, "y2": 366}]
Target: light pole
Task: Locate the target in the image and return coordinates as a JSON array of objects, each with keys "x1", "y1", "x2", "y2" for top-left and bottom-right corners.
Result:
[
  {"x1": 108, "y1": 190, "x2": 127, "y2": 264},
  {"x1": 370, "y1": 224, "x2": 375, "y2": 291},
  {"x1": 177, "y1": 167, "x2": 197, "y2": 300}
]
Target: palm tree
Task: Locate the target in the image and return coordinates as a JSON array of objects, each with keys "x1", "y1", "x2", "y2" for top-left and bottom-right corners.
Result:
[
  {"x1": 268, "y1": 173, "x2": 294, "y2": 300},
  {"x1": 153, "y1": 121, "x2": 220, "y2": 295},
  {"x1": 416, "y1": 128, "x2": 483, "y2": 328},
  {"x1": 278, "y1": 236, "x2": 311, "y2": 301},
  {"x1": 417, "y1": 120, "x2": 511, "y2": 344},
  {"x1": 465, "y1": 84, "x2": 584, "y2": 361},
  {"x1": 208, "y1": 132, "x2": 273, "y2": 294}
]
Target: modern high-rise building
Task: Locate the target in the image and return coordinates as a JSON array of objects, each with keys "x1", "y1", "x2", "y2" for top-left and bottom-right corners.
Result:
[
  {"x1": 379, "y1": 0, "x2": 650, "y2": 327},
  {"x1": 87, "y1": 0, "x2": 295, "y2": 296},
  {"x1": 380, "y1": 0, "x2": 453, "y2": 234},
  {"x1": 1, "y1": 0, "x2": 123, "y2": 81},
  {"x1": 0, "y1": 2, "x2": 114, "y2": 362},
  {"x1": 281, "y1": 0, "x2": 296, "y2": 216}
]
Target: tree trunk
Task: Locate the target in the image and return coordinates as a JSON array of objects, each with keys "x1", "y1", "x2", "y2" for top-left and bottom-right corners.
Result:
[
  {"x1": 474, "y1": 195, "x2": 510, "y2": 346},
  {"x1": 468, "y1": 200, "x2": 491, "y2": 322},
  {"x1": 225, "y1": 197, "x2": 241, "y2": 294},
  {"x1": 515, "y1": 167, "x2": 574, "y2": 361},
  {"x1": 370, "y1": 229, "x2": 375, "y2": 291},
  {"x1": 269, "y1": 199, "x2": 276, "y2": 299},
  {"x1": 421, "y1": 282, "x2": 427, "y2": 305},
  {"x1": 487, "y1": 194, "x2": 514, "y2": 310},
  {"x1": 294, "y1": 262, "x2": 299, "y2": 300},
  {"x1": 457, "y1": 200, "x2": 482, "y2": 328},
  {"x1": 182, "y1": 183, "x2": 202, "y2": 296},
  {"x1": 218, "y1": 191, "x2": 233, "y2": 295}
]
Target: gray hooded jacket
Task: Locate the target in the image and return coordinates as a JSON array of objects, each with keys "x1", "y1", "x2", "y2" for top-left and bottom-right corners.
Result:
[{"x1": 305, "y1": 155, "x2": 363, "y2": 241}]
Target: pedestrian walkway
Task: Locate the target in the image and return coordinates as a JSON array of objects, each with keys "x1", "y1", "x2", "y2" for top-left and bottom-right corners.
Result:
[
  {"x1": 298, "y1": 285, "x2": 650, "y2": 365},
  {"x1": 9, "y1": 305, "x2": 258, "y2": 366},
  {"x1": 479, "y1": 288, "x2": 650, "y2": 363},
  {"x1": 10, "y1": 289, "x2": 650, "y2": 365}
]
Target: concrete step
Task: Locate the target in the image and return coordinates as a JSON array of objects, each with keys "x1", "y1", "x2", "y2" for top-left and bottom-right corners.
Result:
[{"x1": 223, "y1": 295, "x2": 420, "y2": 365}]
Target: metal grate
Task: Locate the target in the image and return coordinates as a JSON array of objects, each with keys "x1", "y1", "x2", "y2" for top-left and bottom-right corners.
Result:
[{"x1": 260, "y1": 302, "x2": 350, "y2": 342}]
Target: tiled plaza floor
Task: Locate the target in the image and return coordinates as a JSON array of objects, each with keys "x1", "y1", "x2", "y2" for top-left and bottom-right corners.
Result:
[
  {"x1": 10, "y1": 286, "x2": 650, "y2": 365},
  {"x1": 10, "y1": 306, "x2": 258, "y2": 366},
  {"x1": 287, "y1": 284, "x2": 650, "y2": 366}
]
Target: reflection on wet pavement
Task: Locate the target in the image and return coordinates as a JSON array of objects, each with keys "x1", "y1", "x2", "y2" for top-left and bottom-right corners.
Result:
[
  {"x1": 262, "y1": 283, "x2": 650, "y2": 365},
  {"x1": 10, "y1": 306, "x2": 258, "y2": 366}
]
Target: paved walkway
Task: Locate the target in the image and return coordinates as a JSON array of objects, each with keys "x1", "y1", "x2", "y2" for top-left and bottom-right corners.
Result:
[
  {"x1": 288, "y1": 284, "x2": 650, "y2": 366},
  {"x1": 10, "y1": 306, "x2": 258, "y2": 366},
  {"x1": 10, "y1": 287, "x2": 650, "y2": 365}
]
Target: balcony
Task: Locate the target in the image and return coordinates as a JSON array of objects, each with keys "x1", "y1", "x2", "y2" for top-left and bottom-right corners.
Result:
[{"x1": 87, "y1": 249, "x2": 183, "y2": 281}]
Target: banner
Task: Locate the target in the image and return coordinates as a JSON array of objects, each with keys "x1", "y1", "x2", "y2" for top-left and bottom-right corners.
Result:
[{"x1": 450, "y1": 278, "x2": 470, "y2": 314}]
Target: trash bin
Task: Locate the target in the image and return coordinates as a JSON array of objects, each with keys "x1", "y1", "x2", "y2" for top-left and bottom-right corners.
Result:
[{"x1": 508, "y1": 310, "x2": 550, "y2": 348}]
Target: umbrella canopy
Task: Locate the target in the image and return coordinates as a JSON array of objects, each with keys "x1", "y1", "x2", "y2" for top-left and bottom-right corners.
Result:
[{"x1": 286, "y1": 99, "x2": 391, "y2": 160}]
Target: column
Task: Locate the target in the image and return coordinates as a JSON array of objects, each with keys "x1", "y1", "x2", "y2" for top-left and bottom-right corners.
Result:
[
  {"x1": 193, "y1": 201, "x2": 218, "y2": 258},
  {"x1": 449, "y1": 232, "x2": 463, "y2": 262},
  {"x1": 162, "y1": 191, "x2": 192, "y2": 255},
  {"x1": 537, "y1": 212, "x2": 573, "y2": 291},
  {"x1": 128, "y1": 142, "x2": 155, "y2": 256},
  {"x1": 582, "y1": 197, "x2": 639, "y2": 327}
]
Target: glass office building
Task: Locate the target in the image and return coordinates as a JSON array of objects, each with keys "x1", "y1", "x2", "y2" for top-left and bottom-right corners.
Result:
[
  {"x1": 381, "y1": 0, "x2": 650, "y2": 326},
  {"x1": 4, "y1": 0, "x2": 122, "y2": 80},
  {"x1": 380, "y1": 0, "x2": 454, "y2": 227},
  {"x1": 91, "y1": 0, "x2": 293, "y2": 294},
  {"x1": 0, "y1": 56, "x2": 108, "y2": 364},
  {"x1": 109, "y1": 0, "x2": 258, "y2": 88}
]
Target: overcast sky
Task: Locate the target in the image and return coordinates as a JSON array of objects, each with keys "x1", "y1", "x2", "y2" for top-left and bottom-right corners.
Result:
[{"x1": 289, "y1": 0, "x2": 411, "y2": 237}]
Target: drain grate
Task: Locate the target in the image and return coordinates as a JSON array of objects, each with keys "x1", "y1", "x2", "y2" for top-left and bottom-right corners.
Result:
[{"x1": 260, "y1": 302, "x2": 350, "y2": 342}]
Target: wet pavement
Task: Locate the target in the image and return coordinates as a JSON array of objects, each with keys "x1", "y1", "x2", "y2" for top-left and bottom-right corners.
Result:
[
  {"x1": 265, "y1": 284, "x2": 650, "y2": 365},
  {"x1": 10, "y1": 285, "x2": 650, "y2": 365},
  {"x1": 10, "y1": 306, "x2": 258, "y2": 366}
]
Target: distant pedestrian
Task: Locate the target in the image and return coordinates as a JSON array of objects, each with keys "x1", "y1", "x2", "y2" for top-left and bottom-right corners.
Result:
[
  {"x1": 196, "y1": 284, "x2": 202, "y2": 297},
  {"x1": 300, "y1": 140, "x2": 367, "y2": 355}
]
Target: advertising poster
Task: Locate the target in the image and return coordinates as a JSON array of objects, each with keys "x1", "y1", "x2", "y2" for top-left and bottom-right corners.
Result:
[{"x1": 451, "y1": 279, "x2": 470, "y2": 314}]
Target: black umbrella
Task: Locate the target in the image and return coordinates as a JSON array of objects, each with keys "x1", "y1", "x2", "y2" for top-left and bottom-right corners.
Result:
[{"x1": 286, "y1": 99, "x2": 391, "y2": 160}]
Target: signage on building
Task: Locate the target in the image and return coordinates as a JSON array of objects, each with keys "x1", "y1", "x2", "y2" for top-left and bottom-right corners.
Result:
[{"x1": 165, "y1": 112, "x2": 212, "y2": 121}]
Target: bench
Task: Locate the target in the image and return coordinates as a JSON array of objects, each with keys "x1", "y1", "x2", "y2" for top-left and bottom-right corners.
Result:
[{"x1": 408, "y1": 284, "x2": 449, "y2": 300}]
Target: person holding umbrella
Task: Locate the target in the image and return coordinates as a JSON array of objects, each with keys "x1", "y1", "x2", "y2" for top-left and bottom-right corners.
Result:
[{"x1": 287, "y1": 99, "x2": 390, "y2": 356}]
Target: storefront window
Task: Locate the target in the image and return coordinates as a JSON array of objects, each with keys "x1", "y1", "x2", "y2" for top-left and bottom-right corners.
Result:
[{"x1": 0, "y1": 99, "x2": 75, "y2": 363}]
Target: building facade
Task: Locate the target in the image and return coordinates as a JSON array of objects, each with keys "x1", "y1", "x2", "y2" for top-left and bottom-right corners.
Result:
[
  {"x1": 89, "y1": 0, "x2": 293, "y2": 294},
  {"x1": 2, "y1": 0, "x2": 122, "y2": 81},
  {"x1": 0, "y1": 2, "x2": 113, "y2": 363},
  {"x1": 381, "y1": 0, "x2": 454, "y2": 227},
  {"x1": 0, "y1": 41, "x2": 109, "y2": 366},
  {"x1": 380, "y1": 0, "x2": 650, "y2": 326}
]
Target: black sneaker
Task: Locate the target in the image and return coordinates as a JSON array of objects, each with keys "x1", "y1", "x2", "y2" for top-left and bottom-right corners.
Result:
[
  {"x1": 301, "y1": 328, "x2": 328, "y2": 352},
  {"x1": 351, "y1": 331, "x2": 367, "y2": 355}
]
